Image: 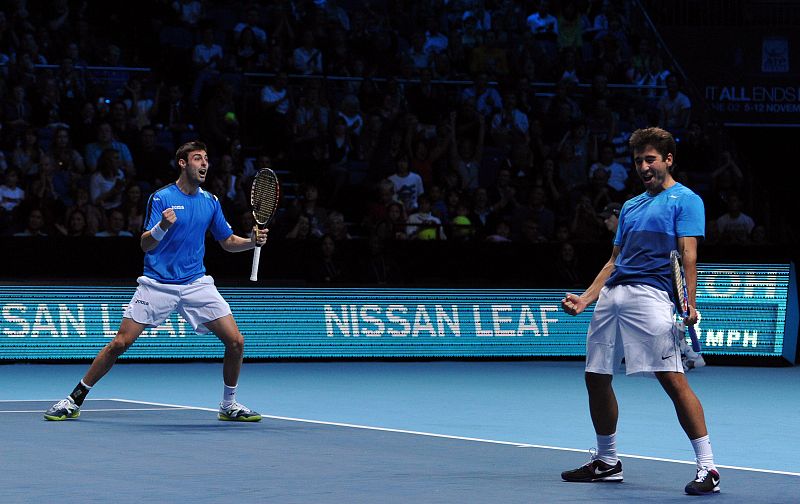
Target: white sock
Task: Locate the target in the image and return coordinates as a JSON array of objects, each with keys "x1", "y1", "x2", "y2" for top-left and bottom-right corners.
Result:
[
  {"x1": 222, "y1": 383, "x2": 237, "y2": 407},
  {"x1": 596, "y1": 433, "x2": 618, "y2": 465},
  {"x1": 80, "y1": 379, "x2": 93, "y2": 389},
  {"x1": 691, "y1": 435, "x2": 716, "y2": 471}
]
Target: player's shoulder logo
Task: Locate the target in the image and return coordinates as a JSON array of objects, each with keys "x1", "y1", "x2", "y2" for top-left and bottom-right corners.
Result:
[
  {"x1": 197, "y1": 187, "x2": 218, "y2": 202},
  {"x1": 152, "y1": 183, "x2": 177, "y2": 200}
]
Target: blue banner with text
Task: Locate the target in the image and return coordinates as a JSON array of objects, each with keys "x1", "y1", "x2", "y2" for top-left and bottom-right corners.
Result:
[{"x1": 0, "y1": 264, "x2": 793, "y2": 360}]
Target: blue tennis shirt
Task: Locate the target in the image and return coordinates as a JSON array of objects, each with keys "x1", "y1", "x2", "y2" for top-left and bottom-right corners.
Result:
[
  {"x1": 142, "y1": 184, "x2": 233, "y2": 284},
  {"x1": 607, "y1": 182, "x2": 705, "y2": 295}
]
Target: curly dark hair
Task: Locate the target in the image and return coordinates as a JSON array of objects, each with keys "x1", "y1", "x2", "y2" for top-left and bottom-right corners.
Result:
[
  {"x1": 628, "y1": 127, "x2": 676, "y2": 161},
  {"x1": 175, "y1": 140, "x2": 207, "y2": 165}
]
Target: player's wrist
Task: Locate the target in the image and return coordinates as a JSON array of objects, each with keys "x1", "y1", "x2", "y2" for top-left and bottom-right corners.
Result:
[{"x1": 150, "y1": 222, "x2": 168, "y2": 241}]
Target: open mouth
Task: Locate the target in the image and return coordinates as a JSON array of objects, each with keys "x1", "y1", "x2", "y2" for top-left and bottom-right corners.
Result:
[
  {"x1": 198, "y1": 169, "x2": 207, "y2": 177},
  {"x1": 640, "y1": 171, "x2": 654, "y2": 183}
]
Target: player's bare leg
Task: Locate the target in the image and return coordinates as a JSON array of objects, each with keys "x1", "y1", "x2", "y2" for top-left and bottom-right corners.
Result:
[
  {"x1": 206, "y1": 314, "x2": 244, "y2": 386},
  {"x1": 561, "y1": 372, "x2": 623, "y2": 482},
  {"x1": 83, "y1": 318, "x2": 147, "y2": 386},
  {"x1": 655, "y1": 371, "x2": 707, "y2": 438},
  {"x1": 44, "y1": 318, "x2": 146, "y2": 420},
  {"x1": 656, "y1": 371, "x2": 720, "y2": 495},
  {"x1": 586, "y1": 372, "x2": 618, "y2": 435},
  {"x1": 207, "y1": 314, "x2": 261, "y2": 422}
]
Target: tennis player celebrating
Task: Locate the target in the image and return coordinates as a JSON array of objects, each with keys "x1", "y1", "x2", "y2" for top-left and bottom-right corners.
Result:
[
  {"x1": 560, "y1": 127, "x2": 720, "y2": 495},
  {"x1": 45, "y1": 140, "x2": 268, "y2": 423}
]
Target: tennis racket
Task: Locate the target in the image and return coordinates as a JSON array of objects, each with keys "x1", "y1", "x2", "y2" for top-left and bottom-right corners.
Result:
[
  {"x1": 670, "y1": 250, "x2": 701, "y2": 352},
  {"x1": 249, "y1": 168, "x2": 280, "y2": 282}
]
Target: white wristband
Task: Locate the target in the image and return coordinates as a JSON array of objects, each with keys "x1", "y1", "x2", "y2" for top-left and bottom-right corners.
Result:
[{"x1": 150, "y1": 222, "x2": 167, "y2": 241}]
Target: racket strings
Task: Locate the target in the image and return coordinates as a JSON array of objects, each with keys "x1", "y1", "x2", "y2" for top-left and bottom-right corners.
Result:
[{"x1": 251, "y1": 172, "x2": 279, "y2": 225}]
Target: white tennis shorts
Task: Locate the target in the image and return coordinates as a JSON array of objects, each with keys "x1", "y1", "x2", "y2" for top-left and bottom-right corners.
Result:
[
  {"x1": 585, "y1": 284, "x2": 683, "y2": 377},
  {"x1": 123, "y1": 275, "x2": 232, "y2": 334}
]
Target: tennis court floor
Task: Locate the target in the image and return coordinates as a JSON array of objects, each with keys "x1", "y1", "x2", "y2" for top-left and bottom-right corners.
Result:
[{"x1": 2, "y1": 361, "x2": 798, "y2": 503}]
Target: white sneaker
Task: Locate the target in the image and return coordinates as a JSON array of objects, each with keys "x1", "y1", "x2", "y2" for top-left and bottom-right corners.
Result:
[
  {"x1": 44, "y1": 397, "x2": 80, "y2": 421},
  {"x1": 218, "y1": 401, "x2": 262, "y2": 422}
]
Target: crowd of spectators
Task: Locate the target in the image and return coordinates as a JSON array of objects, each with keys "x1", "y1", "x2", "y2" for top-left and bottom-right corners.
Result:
[{"x1": 0, "y1": 0, "x2": 769, "y2": 279}]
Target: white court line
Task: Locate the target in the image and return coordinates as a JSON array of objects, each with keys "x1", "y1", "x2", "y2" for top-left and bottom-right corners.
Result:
[
  {"x1": 0, "y1": 399, "x2": 189, "y2": 404},
  {"x1": 3, "y1": 408, "x2": 188, "y2": 413},
  {"x1": 0, "y1": 398, "x2": 195, "y2": 414},
  {"x1": 110, "y1": 398, "x2": 217, "y2": 410},
  {"x1": 0, "y1": 399, "x2": 74, "y2": 402},
  {"x1": 107, "y1": 398, "x2": 800, "y2": 478},
  {"x1": 7, "y1": 398, "x2": 800, "y2": 478}
]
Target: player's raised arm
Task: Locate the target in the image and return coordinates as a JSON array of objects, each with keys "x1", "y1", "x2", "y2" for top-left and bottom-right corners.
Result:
[
  {"x1": 141, "y1": 208, "x2": 176, "y2": 252},
  {"x1": 561, "y1": 246, "x2": 620, "y2": 315}
]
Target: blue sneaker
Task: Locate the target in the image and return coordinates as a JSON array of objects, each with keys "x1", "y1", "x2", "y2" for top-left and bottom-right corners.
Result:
[{"x1": 44, "y1": 397, "x2": 80, "y2": 421}]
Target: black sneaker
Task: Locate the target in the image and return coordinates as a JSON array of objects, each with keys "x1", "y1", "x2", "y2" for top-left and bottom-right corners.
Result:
[
  {"x1": 685, "y1": 467, "x2": 720, "y2": 495},
  {"x1": 44, "y1": 397, "x2": 80, "y2": 421},
  {"x1": 561, "y1": 453, "x2": 623, "y2": 482}
]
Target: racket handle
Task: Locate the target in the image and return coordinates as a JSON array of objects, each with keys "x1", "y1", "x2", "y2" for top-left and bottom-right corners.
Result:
[
  {"x1": 687, "y1": 326, "x2": 701, "y2": 352},
  {"x1": 249, "y1": 246, "x2": 262, "y2": 282}
]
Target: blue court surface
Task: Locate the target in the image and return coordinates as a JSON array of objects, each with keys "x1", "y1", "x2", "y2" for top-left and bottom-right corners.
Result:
[{"x1": 2, "y1": 361, "x2": 798, "y2": 503}]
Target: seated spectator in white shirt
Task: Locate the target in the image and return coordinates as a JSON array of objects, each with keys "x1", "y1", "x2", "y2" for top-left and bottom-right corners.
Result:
[
  {"x1": 658, "y1": 75, "x2": 692, "y2": 131},
  {"x1": 193, "y1": 26, "x2": 223, "y2": 72},
  {"x1": 293, "y1": 30, "x2": 323, "y2": 75},
  {"x1": 0, "y1": 169, "x2": 24, "y2": 214},
  {"x1": 527, "y1": 0, "x2": 559, "y2": 35},
  {"x1": 337, "y1": 94, "x2": 363, "y2": 137},
  {"x1": 233, "y1": 6, "x2": 267, "y2": 46},
  {"x1": 716, "y1": 193, "x2": 755, "y2": 244},
  {"x1": 461, "y1": 73, "x2": 503, "y2": 118},
  {"x1": 260, "y1": 72, "x2": 290, "y2": 116},
  {"x1": 89, "y1": 149, "x2": 126, "y2": 210},
  {"x1": 85, "y1": 122, "x2": 134, "y2": 176},
  {"x1": 491, "y1": 93, "x2": 529, "y2": 149},
  {"x1": 423, "y1": 17, "x2": 449, "y2": 55},
  {"x1": 588, "y1": 143, "x2": 629, "y2": 193},
  {"x1": 407, "y1": 193, "x2": 446, "y2": 240},
  {"x1": 389, "y1": 156, "x2": 425, "y2": 213},
  {"x1": 406, "y1": 31, "x2": 429, "y2": 70},
  {"x1": 173, "y1": 0, "x2": 203, "y2": 26},
  {"x1": 95, "y1": 209, "x2": 133, "y2": 237},
  {"x1": 13, "y1": 208, "x2": 48, "y2": 236}
]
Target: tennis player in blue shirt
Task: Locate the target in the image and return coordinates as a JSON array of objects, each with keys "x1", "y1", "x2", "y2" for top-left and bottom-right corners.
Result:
[
  {"x1": 45, "y1": 140, "x2": 268, "y2": 423},
  {"x1": 560, "y1": 127, "x2": 720, "y2": 495}
]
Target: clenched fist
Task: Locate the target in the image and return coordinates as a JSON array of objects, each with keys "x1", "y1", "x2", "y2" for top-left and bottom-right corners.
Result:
[
  {"x1": 160, "y1": 208, "x2": 177, "y2": 230},
  {"x1": 561, "y1": 292, "x2": 588, "y2": 316}
]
